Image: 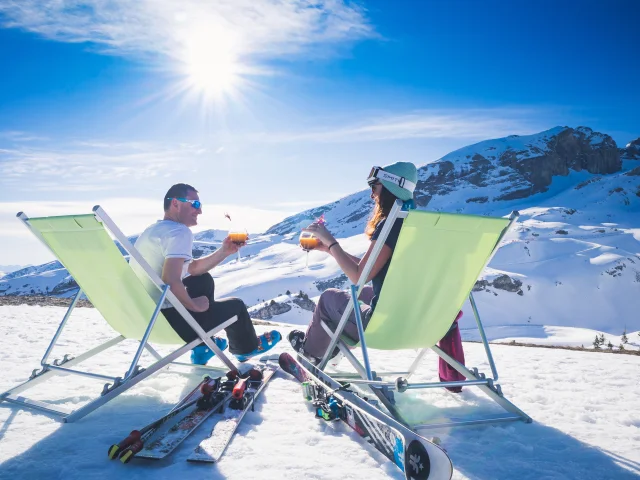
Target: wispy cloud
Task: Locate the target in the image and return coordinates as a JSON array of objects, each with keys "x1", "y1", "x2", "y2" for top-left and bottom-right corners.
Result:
[
  {"x1": 0, "y1": 1, "x2": 373, "y2": 61},
  {"x1": 0, "y1": 130, "x2": 49, "y2": 142},
  {"x1": 251, "y1": 108, "x2": 553, "y2": 143},
  {"x1": 0, "y1": 140, "x2": 207, "y2": 191},
  {"x1": 0, "y1": 198, "x2": 290, "y2": 235}
]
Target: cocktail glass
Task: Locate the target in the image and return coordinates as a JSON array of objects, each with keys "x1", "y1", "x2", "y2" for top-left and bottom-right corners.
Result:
[{"x1": 299, "y1": 231, "x2": 319, "y2": 268}]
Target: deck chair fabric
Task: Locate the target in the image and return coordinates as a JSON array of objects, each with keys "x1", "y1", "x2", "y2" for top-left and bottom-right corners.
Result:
[
  {"x1": 364, "y1": 210, "x2": 510, "y2": 350},
  {"x1": 28, "y1": 214, "x2": 183, "y2": 344},
  {"x1": 1, "y1": 207, "x2": 237, "y2": 422},
  {"x1": 318, "y1": 205, "x2": 531, "y2": 430}
]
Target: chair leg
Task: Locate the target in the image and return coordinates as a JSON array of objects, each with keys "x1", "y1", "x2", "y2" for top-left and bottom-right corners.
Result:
[
  {"x1": 1, "y1": 320, "x2": 239, "y2": 423},
  {"x1": 406, "y1": 348, "x2": 429, "y2": 379},
  {"x1": 65, "y1": 335, "x2": 213, "y2": 423},
  {"x1": 0, "y1": 335, "x2": 125, "y2": 401},
  {"x1": 431, "y1": 345, "x2": 531, "y2": 423}
]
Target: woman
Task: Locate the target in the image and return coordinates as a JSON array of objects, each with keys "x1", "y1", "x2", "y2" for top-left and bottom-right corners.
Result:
[{"x1": 288, "y1": 162, "x2": 418, "y2": 363}]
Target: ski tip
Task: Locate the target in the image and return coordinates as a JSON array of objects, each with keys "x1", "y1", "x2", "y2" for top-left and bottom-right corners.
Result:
[
  {"x1": 119, "y1": 449, "x2": 135, "y2": 464},
  {"x1": 404, "y1": 439, "x2": 431, "y2": 480},
  {"x1": 277, "y1": 352, "x2": 293, "y2": 363},
  {"x1": 107, "y1": 444, "x2": 121, "y2": 460},
  {"x1": 277, "y1": 352, "x2": 294, "y2": 370}
]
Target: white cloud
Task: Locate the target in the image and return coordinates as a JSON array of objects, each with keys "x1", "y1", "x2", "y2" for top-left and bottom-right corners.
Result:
[
  {"x1": 0, "y1": 140, "x2": 207, "y2": 191},
  {"x1": 0, "y1": 130, "x2": 49, "y2": 142},
  {"x1": 252, "y1": 108, "x2": 552, "y2": 143},
  {"x1": 0, "y1": 198, "x2": 292, "y2": 265},
  {"x1": 0, "y1": 198, "x2": 291, "y2": 239},
  {"x1": 0, "y1": 1, "x2": 373, "y2": 61}
]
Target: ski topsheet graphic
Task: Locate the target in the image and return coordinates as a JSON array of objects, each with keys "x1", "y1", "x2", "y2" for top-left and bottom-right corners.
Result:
[
  {"x1": 278, "y1": 352, "x2": 453, "y2": 480},
  {"x1": 187, "y1": 363, "x2": 277, "y2": 463},
  {"x1": 109, "y1": 363, "x2": 274, "y2": 463},
  {"x1": 108, "y1": 375, "x2": 222, "y2": 463}
]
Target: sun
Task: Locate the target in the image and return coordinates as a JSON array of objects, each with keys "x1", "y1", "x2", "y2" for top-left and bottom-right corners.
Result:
[
  {"x1": 185, "y1": 44, "x2": 239, "y2": 101},
  {"x1": 180, "y1": 28, "x2": 245, "y2": 103}
]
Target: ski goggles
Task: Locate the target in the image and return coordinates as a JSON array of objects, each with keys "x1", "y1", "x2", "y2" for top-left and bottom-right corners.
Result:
[
  {"x1": 167, "y1": 197, "x2": 202, "y2": 209},
  {"x1": 366, "y1": 167, "x2": 416, "y2": 193}
]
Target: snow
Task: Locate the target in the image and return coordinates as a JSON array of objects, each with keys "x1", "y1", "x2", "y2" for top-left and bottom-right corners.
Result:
[
  {"x1": 461, "y1": 324, "x2": 638, "y2": 350},
  {"x1": 1, "y1": 126, "x2": 639, "y2": 477},
  {"x1": 589, "y1": 253, "x2": 625, "y2": 265},
  {"x1": 0, "y1": 305, "x2": 639, "y2": 479}
]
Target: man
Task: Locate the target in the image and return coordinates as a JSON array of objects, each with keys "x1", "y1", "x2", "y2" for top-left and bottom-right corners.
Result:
[{"x1": 130, "y1": 183, "x2": 281, "y2": 364}]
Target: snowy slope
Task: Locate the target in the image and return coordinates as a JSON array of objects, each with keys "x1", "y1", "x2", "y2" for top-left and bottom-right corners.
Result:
[
  {"x1": 0, "y1": 265, "x2": 22, "y2": 278},
  {"x1": 0, "y1": 305, "x2": 638, "y2": 479}
]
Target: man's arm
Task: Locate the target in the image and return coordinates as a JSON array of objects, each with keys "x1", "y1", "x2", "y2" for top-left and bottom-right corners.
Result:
[
  {"x1": 163, "y1": 258, "x2": 209, "y2": 312},
  {"x1": 188, "y1": 236, "x2": 241, "y2": 277}
]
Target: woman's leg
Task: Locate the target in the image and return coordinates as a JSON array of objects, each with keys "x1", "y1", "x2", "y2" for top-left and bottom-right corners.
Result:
[
  {"x1": 358, "y1": 285, "x2": 374, "y2": 306},
  {"x1": 302, "y1": 288, "x2": 371, "y2": 359}
]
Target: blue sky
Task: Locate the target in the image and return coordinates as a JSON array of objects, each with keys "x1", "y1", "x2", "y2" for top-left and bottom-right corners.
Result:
[{"x1": 0, "y1": 0, "x2": 639, "y2": 266}]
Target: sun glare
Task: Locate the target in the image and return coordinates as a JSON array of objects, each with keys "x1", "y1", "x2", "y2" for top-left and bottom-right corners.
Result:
[{"x1": 180, "y1": 28, "x2": 245, "y2": 103}]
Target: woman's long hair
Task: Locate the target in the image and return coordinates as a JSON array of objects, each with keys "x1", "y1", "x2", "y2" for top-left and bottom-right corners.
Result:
[{"x1": 365, "y1": 185, "x2": 397, "y2": 239}]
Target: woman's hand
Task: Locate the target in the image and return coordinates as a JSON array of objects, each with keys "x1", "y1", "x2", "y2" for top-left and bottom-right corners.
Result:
[
  {"x1": 314, "y1": 239, "x2": 330, "y2": 253},
  {"x1": 303, "y1": 223, "x2": 336, "y2": 247}
]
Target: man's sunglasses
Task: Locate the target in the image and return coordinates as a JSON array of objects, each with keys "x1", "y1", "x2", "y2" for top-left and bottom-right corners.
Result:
[{"x1": 167, "y1": 197, "x2": 202, "y2": 209}]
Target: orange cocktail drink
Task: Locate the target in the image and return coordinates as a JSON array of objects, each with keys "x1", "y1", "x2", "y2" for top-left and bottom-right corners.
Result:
[
  {"x1": 299, "y1": 234, "x2": 319, "y2": 251},
  {"x1": 229, "y1": 232, "x2": 249, "y2": 245},
  {"x1": 299, "y1": 232, "x2": 319, "y2": 268}
]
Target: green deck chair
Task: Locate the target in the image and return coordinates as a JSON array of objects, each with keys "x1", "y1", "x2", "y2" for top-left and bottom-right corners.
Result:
[
  {"x1": 0, "y1": 206, "x2": 238, "y2": 422},
  {"x1": 317, "y1": 201, "x2": 531, "y2": 431}
]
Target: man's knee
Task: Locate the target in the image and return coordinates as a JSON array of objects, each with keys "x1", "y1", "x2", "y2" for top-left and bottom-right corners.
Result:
[
  {"x1": 226, "y1": 298, "x2": 248, "y2": 316},
  {"x1": 197, "y1": 272, "x2": 214, "y2": 283},
  {"x1": 186, "y1": 272, "x2": 213, "y2": 288}
]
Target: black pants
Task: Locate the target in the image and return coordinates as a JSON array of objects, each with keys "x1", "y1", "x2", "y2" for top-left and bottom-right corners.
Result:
[{"x1": 162, "y1": 273, "x2": 259, "y2": 355}]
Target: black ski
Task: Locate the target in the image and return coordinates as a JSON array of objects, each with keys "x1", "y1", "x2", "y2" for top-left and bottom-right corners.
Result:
[
  {"x1": 187, "y1": 362, "x2": 278, "y2": 463},
  {"x1": 279, "y1": 352, "x2": 453, "y2": 480}
]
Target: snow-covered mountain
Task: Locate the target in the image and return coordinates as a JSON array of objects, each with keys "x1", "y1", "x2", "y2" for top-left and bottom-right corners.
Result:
[
  {"x1": 0, "y1": 264, "x2": 23, "y2": 278},
  {"x1": 2, "y1": 126, "x2": 639, "y2": 336},
  {"x1": 266, "y1": 126, "x2": 635, "y2": 235}
]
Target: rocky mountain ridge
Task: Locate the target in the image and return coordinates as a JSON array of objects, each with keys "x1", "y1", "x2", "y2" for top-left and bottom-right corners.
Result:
[{"x1": 265, "y1": 126, "x2": 639, "y2": 237}]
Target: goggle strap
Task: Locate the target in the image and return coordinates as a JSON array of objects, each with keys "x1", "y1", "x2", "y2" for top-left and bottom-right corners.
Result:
[{"x1": 366, "y1": 168, "x2": 416, "y2": 193}]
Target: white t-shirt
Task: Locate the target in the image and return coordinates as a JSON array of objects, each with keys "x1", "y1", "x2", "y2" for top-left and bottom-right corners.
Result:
[{"x1": 130, "y1": 220, "x2": 193, "y2": 307}]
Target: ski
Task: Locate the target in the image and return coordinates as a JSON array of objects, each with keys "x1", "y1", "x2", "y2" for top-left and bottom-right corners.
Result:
[
  {"x1": 278, "y1": 352, "x2": 453, "y2": 480},
  {"x1": 108, "y1": 375, "x2": 220, "y2": 462},
  {"x1": 187, "y1": 362, "x2": 277, "y2": 463},
  {"x1": 134, "y1": 369, "x2": 252, "y2": 460}
]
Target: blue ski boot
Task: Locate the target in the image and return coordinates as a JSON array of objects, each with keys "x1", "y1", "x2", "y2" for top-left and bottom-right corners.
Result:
[
  {"x1": 235, "y1": 330, "x2": 282, "y2": 363},
  {"x1": 190, "y1": 337, "x2": 228, "y2": 365}
]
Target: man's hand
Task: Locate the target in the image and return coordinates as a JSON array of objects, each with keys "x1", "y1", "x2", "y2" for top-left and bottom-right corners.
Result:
[
  {"x1": 221, "y1": 235, "x2": 244, "y2": 256},
  {"x1": 190, "y1": 296, "x2": 210, "y2": 313}
]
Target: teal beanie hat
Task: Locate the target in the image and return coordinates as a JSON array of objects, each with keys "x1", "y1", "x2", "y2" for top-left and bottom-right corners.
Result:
[{"x1": 377, "y1": 162, "x2": 417, "y2": 201}]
